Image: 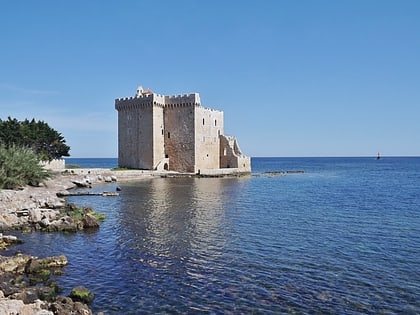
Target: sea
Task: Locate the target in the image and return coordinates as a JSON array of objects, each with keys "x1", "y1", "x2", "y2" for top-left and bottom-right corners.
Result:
[{"x1": 5, "y1": 157, "x2": 420, "y2": 314}]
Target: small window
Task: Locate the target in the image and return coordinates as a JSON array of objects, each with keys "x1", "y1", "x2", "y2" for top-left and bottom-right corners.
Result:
[
  {"x1": 215, "y1": 120, "x2": 217, "y2": 126},
  {"x1": 168, "y1": 132, "x2": 171, "y2": 139},
  {"x1": 161, "y1": 129, "x2": 164, "y2": 135},
  {"x1": 203, "y1": 118, "x2": 205, "y2": 125}
]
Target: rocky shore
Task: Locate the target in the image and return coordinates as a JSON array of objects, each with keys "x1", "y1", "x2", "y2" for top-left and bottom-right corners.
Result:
[{"x1": 0, "y1": 170, "x2": 120, "y2": 315}]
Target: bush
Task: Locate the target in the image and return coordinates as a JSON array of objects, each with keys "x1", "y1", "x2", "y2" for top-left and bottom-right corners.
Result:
[{"x1": 0, "y1": 143, "x2": 51, "y2": 189}]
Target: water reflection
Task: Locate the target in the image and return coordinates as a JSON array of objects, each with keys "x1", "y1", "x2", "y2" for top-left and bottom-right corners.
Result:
[{"x1": 116, "y1": 177, "x2": 239, "y2": 266}]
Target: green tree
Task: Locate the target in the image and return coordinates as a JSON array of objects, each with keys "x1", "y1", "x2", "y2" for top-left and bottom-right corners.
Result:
[{"x1": 0, "y1": 117, "x2": 70, "y2": 160}]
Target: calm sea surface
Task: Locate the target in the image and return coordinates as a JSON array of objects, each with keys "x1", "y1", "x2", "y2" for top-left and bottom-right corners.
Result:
[{"x1": 7, "y1": 157, "x2": 420, "y2": 314}]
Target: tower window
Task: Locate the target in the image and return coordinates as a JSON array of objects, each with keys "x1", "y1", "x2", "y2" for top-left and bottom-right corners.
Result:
[
  {"x1": 168, "y1": 132, "x2": 171, "y2": 139},
  {"x1": 215, "y1": 120, "x2": 217, "y2": 126},
  {"x1": 203, "y1": 118, "x2": 205, "y2": 125}
]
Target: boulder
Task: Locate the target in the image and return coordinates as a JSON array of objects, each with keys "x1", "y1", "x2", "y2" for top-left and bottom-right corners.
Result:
[{"x1": 81, "y1": 214, "x2": 99, "y2": 229}]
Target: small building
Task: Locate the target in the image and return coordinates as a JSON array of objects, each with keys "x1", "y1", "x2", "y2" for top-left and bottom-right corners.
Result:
[{"x1": 115, "y1": 86, "x2": 251, "y2": 174}]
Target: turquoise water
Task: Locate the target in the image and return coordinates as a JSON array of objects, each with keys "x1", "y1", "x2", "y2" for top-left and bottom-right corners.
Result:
[{"x1": 9, "y1": 157, "x2": 420, "y2": 314}]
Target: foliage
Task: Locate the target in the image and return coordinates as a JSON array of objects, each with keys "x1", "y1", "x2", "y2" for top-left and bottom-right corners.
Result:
[
  {"x1": 65, "y1": 203, "x2": 106, "y2": 222},
  {"x1": 0, "y1": 143, "x2": 51, "y2": 189},
  {"x1": 0, "y1": 117, "x2": 70, "y2": 160}
]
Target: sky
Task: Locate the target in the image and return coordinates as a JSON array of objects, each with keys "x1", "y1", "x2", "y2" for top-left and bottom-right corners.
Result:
[{"x1": 1, "y1": 0, "x2": 419, "y2": 157}]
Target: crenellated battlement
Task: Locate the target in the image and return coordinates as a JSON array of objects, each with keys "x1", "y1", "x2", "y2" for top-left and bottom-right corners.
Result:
[{"x1": 115, "y1": 89, "x2": 204, "y2": 111}]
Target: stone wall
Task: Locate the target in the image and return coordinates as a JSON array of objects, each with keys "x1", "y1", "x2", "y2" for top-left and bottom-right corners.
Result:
[
  {"x1": 164, "y1": 104, "x2": 196, "y2": 172},
  {"x1": 220, "y1": 135, "x2": 251, "y2": 172},
  {"x1": 194, "y1": 107, "x2": 224, "y2": 173},
  {"x1": 117, "y1": 104, "x2": 154, "y2": 169}
]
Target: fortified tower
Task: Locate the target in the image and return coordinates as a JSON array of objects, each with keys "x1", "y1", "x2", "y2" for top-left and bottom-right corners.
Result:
[{"x1": 115, "y1": 86, "x2": 251, "y2": 174}]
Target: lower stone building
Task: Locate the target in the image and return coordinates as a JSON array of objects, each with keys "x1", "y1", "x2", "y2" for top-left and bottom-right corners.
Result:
[{"x1": 115, "y1": 86, "x2": 251, "y2": 174}]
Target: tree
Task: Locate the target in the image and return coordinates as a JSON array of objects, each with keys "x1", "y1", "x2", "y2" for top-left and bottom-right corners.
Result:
[{"x1": 0, "y1": 117, "x2": 70, "y2": 160}]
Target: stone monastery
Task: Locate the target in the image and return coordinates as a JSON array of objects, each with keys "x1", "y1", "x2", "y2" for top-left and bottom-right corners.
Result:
[{"x1": 115, "y1": 86, "x2": 251, "y2": 174}]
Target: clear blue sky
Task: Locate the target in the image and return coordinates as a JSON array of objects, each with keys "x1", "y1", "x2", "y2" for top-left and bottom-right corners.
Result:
[{"x1": 1, "y1": 1, "x2": 419, "y2": 157}]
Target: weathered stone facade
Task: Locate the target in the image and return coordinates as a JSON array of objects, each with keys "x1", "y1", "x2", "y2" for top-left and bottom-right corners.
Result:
[{"x1": 115, "y1": 86, "x2": 251, "y2": 174}]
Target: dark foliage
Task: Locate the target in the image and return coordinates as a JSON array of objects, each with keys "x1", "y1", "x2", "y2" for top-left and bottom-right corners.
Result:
[{"x1": 0, "y1": 117, "x2": 70, "y2": 160}]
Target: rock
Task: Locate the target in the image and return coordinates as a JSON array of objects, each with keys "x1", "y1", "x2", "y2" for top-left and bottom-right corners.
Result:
[
  {"x1": 104, "y1": 176, "x2": 112, "y2": 183},
  {"x1": 40, "y1": 217, "x2": 50, "y2": 228},
  {"x1": 56, "y1": 190, "x2": 70, "y2": 197},
  {"x1": 0, "y1": 234, "x2": 23, "y2": 250},
  {"x1": 0, "y1": 298, "x2": 54, "y2": 315},
  {"x1": 111, "y1": 175, "x2": 117, "y2": 182},
  {"x1": 81, "y1": 214, "x2": 99, "y2": 229},
  {"x1": 0, "y1": 253, "x2": 32, "y2": 274},
  {"x1": 25, "y1": 255, "x2": 68, "y2": 274},
  {"x1": 69, "y1": 286, "x2": 95, "y2": 304},
  {"x1": 48, "y1": 216, "x2": 81, "y2": 232},
  {"x1": 71, "y1": 181, "x2": 90, "y2": 188},
  {"x1": 51, "y1": 295, "x2": 93, "y2": 314}
]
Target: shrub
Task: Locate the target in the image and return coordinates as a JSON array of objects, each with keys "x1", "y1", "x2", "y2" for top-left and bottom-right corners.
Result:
[{"x1": 0, "y1": 143, "x2": 51, "y2": 189}]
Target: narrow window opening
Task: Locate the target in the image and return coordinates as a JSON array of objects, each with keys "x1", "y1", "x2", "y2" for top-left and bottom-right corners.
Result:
[
  {"x1": 202, "y1": 118, "x2": 205, "y2": 125},
  {"x1": 168, "y1": 132, "x2": 171, "y2": 139},
  {"x1": 215, "y1": 119, "x2": 217, "y2": 126}
]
